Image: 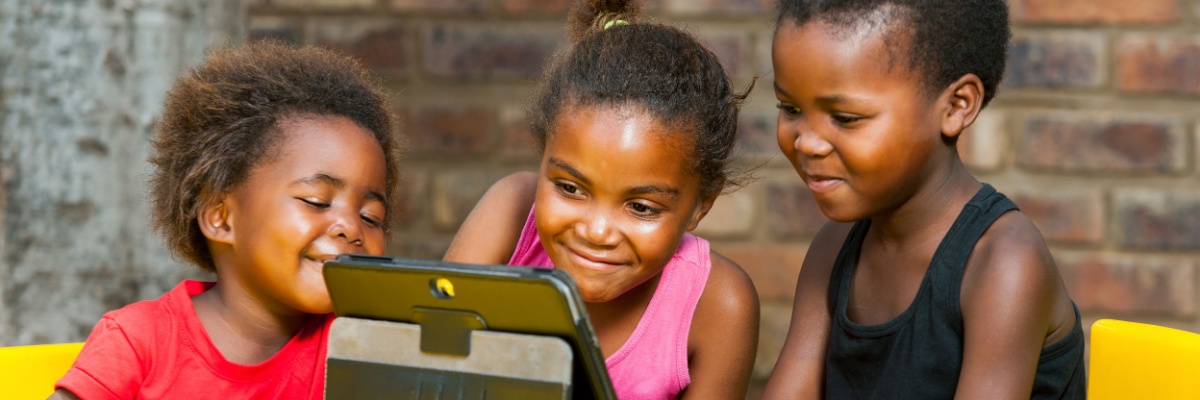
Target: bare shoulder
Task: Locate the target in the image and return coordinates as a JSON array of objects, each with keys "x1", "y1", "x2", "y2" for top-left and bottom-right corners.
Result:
[
  {"x1": 961, "y1": 209, "x2": 1074, "y2": 337},
  {"x1": 802, "y1": 221, "x2": 855, "y2": 283},
  {"x1": 963, "y1": 210, "x2": 1060, "y2": 297},
  {"x1": 682, "y1": 249, "x2": 760, "y2": 398},
  {"x1": 442, "y1": 171, "x2": 539, "y2": 264},
  {"x1": 699, "y1": 251, "x2": 759, "y2": 317}
]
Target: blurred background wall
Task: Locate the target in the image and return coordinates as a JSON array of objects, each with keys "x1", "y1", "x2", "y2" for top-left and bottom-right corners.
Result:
[{"x1": 3, "y1": 0, "x2": 1199, "y2": 394}]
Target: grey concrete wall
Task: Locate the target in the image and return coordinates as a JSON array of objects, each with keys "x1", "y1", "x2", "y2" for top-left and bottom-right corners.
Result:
[{"x1": 0, "y1": 0, "x2": 244, "y2": 346}]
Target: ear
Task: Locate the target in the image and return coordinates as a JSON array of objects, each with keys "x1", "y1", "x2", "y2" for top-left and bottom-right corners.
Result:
[
  {"x1": 197, "y1": 196, "x2": 234, "y2": 245},
  {"x1": 939, "y1": 73, "x2": 985, "y2": 140},
  {"x1": 685, "y1": 190, "x2": 721, "y2": 232}
]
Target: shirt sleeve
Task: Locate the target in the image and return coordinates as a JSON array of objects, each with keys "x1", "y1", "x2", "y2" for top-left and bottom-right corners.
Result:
[{"x1": 55, "y1": 316, "x2": 147, "y2": 400}]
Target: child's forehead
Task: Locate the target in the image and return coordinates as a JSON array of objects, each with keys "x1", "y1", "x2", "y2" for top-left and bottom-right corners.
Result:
[
  {"x1": 774, "y1": 18, "x2": 924, "y2": 91},
  {"x1": 547, "y1": 105, "x2": 698, "y2": 175}
]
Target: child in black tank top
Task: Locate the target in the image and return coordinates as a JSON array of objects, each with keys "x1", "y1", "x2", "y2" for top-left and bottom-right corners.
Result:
[{"x1": 763, "y1": 1, "x2": 1086, "y2": 399}]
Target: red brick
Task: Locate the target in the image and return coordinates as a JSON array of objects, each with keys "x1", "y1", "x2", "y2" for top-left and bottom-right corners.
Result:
[
  {"x1": 754, "y1": 26, "x2": 773, "y2": 79},
  {"x1": 1058, "y1": 252, "x2": 1195, "y2": 317},
  {"x1": 393, "y1": 169, "x2": 427, "y2": 226},
  {"x1": 1116, "y1": 35, "x2": 1200, "y2": 95},
  {"x1": 391, "y1": 0, "x2": 486, "y2": 13},
  {"x1": 1009, "y1": 189, "x2": 1104, "y2": 245},
  {"x1": 1113, "y1": 189, "x2": 1200, "y2": 250},
  {"x1": 499, "y1": 106, "x2": 539, "y2": 159},
  {"x1": 261, "y1": 0, "x2": 376, "y2": 11},
  {"x1": 1017, "y1": 115, "x2": 1187, "y2": 174},
  {"x1": 754, "y1": 302, "x2": 794, "y2": 381},
  {"x1": 388, "y1": 233, "x2": 454, "y2": 260},
  {"x1": 1004, "y1": 31, "x2": 1104, "y2": 89},
  {"x1": 310, "y1": 19, "x2": 413, "y2": 75},
  {"x1": 712, "y1": 242, "x2": 807, "y2": 303},
  {"x1": 765, "y1": 180, "x2": 828, "y2": 239},
  {"x1": 247, "y1": 17, "x2": 301, "y2": 45},
  {"x1": 404, "y1": 104, "x2": 495, "y2": 156},
  {"x1": 422, "y1": 23, "x2": 565, "y2": 80},
  {"x1": 1010, "y1": 0, "x2": 1183, "y2": 24},
  {"x1": 693, "y1": 188, "x2": 756, "y2": 239},
  {"x1": 430, "y1": 170, "x2": 515, "y2": 231},
  {"x1": 960, "y1": 110, "x2": 1008, "y2": 172},
  {"x1": 695, "y1": 30, "x2": 751, "y2": 79},
  {"x1": 663, "y1": 0, "x2": 772, "y2": 15},
  {"x1": 736, "y1": 112, "x2": 780, "y2": 159},
  {"x1": 498, "y1": 0, "x2": 569, "y2": 14}
]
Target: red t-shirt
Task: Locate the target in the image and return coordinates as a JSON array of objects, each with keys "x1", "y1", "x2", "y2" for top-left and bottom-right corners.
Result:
[{"x1": 56, "y1": 280, "x2": 332, "y2": 399}]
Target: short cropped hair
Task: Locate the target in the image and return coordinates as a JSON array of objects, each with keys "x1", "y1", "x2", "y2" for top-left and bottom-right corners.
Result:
[
  {"x1": 777, "y1": 0, "x2": 1010, "y2": 107},
  {"x1": 149, "y1": 41, "x2": 399, "y2": 272}
]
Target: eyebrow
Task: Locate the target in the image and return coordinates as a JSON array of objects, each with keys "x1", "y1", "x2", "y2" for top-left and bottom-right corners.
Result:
[
  {"x1": 773, "y1": 82, "x2": 792, "y2": 98},
  {"x1": 294, "y1": 173, "x2": 387, "y2": 204},
  {"x1": 547, "y1": 157, "x2": 591, "y2": 186},
  {"x1": 628, "y1": 185, "x2": 680, "y2": 201},
  {"x1": 547, "y1": 157, "x2": 680, "y2": 201},
  {"x1": 775, "y1": 82, "x2": 868, "y2": 108}
]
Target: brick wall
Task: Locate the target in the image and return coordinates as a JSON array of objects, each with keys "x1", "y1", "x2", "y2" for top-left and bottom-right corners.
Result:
[{"x1": 250, "y1": 0, "x2": 1200, "y2": 390}]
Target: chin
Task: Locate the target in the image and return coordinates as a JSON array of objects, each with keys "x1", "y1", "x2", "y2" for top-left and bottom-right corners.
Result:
[{"x1": 819, "y1": 203, "x2": 871, "y2": 223}]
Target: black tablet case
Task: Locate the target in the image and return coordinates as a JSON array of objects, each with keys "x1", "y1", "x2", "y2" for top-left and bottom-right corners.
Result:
[{"x1": 323, "y1": 255, "x2": 615, "y2": 399}]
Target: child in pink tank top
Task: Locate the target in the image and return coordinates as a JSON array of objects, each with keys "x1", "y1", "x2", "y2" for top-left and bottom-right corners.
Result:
[{"x1": 443, "y1": 0, "x2": 760, "y2": 397}]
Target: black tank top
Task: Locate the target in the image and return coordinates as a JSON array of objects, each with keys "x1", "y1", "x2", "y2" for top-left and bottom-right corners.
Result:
[{"x1": 825, "y1": 184, "x2": 1086, "y2": 399}]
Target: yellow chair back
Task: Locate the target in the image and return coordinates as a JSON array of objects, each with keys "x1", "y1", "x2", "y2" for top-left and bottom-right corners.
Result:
[
  {"x1": 0, "y1": 342, "x2": 85, "y2": 399},
  {"x1": 1089, "y1": 319, "x2": 1200, "y2": 399}
]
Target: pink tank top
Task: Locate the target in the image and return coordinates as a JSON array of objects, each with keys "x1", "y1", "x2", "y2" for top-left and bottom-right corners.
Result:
[{"x1": 508, "y1": 206, "x2": 712, "y2": 400}]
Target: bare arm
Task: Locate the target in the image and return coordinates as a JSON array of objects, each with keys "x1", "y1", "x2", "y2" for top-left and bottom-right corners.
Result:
[
  {"x1": 442, "y1": 171, "x2": 538, "y2": 265},
  {"x1": 48, "y1": 389, "x2": 80, "y2": 400},
  {"x1": 954, "y1": 212, "x2": 1073, "y2": 399},
  {"x1": 761, "y1": 221, "x2": 852, "y2": 399},
  {"x1": 679, "y1": 251, "x2": 759, "y2": 399}
]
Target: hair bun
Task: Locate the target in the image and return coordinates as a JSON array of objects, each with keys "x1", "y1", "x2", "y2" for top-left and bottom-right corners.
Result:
[{"x1": 568, "y1": 0, "x2": 642, "y2": 43}]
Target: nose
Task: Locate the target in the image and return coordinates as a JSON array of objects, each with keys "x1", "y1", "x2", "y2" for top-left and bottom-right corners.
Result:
[
  {"x1": 574, "y1": 207, "x2": 619, "y2": 247},
  {"x1": 795, "y1": 124, "x2": 833, "y2": 158},
  {"x1": 328, "y1": 206, "x2": 365, "y2": 247}
]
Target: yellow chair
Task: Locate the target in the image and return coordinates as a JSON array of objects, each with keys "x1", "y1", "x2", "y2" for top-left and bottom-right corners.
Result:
[
  {"x1": 1089, "y1": 319, "x2": 1200, "y2": 399},
  {"x1": 0, "y1": 342, "x2": 85, "y2": 399}
]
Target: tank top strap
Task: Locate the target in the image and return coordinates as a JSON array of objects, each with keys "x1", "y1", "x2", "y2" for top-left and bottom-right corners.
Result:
[
  {"x1": 827, "y1": 220, "x2": 872, "y2": 316},
  {"x1": 928, "y1": 183, "x2": 1019, "y2": 333}
]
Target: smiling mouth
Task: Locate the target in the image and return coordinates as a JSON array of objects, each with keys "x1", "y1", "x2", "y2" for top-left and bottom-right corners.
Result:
[
  {"x1": 564, "y1": 247, "x2": 625, "y2": 271},
  {"x1": 804, "y1": 173, "x2": 843, "y2": 193}
]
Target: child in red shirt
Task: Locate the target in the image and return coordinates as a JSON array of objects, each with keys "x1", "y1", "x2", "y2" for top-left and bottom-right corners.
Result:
[{"x1": 52, "y1": 42, "x2": 401, "y2": 400}]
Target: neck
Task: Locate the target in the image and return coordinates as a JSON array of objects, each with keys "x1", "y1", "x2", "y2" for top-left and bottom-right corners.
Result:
[
  {"x1": 867, "y1": 157, "x2": 980, "y2": 250},
  {"x1": 193, "y1": 262, "x2": 311, "y2": 364}
]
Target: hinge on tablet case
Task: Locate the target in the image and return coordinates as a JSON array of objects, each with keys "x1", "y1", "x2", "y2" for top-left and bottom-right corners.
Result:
[{"x1": 412, "y1": 307, "x2": 487, "y2": 357}]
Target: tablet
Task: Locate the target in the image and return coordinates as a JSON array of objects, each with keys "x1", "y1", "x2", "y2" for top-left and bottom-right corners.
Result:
[{"x1": 323, "y1": 254, "x2": 615, "y2": 399}]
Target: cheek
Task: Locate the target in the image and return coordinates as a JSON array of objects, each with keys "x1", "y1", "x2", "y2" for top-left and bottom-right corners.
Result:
[{"x1": 364, "y1": 232, "x2": 386, "y2": 255}]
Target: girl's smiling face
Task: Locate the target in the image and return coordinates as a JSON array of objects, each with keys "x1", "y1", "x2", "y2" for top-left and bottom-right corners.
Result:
[
  {"x1": 772, "y1": 20, "x2": 948, "y2": 223},
  {"x1": 207, "y1": 115, "x2": 388, "y2": 316},
  {"x1": 535, "y1": 106, "x2": 714, "y2": 303}
]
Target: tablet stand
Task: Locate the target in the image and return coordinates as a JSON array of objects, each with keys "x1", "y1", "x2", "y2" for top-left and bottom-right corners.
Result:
[{"x1": 325, "y1": 316, "x2": 574, "y2": 399}]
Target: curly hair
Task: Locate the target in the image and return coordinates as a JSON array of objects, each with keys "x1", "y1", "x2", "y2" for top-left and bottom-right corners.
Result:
[
  {"x1": 530, "y1": 0, "x2": 753, "y2": 197},
  {"x1": 776, "y1": 0, "x2": 1010, "y2": 107},
  {"x1": 149, "y1": 41, "x2": 400, "y2": 272}
]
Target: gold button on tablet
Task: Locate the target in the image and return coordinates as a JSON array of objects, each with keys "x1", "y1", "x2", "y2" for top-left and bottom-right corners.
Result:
[{"x1": 432, "y1": 278, "x2": 455, "y2": 298}]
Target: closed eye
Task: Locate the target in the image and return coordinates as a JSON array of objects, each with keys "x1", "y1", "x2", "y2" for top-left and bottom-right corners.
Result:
[
  {"x1": 832, "y1": 114, "x2": 865, "y2": 126},
  {"x1": 361, "y1": 213, "x2": 383, "y2": 228},
  {"x1": 298, "y1": 198, "x2": 329, "y2": 209}
]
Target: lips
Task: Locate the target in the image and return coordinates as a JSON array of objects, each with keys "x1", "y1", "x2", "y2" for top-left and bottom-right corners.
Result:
[
  {"x1": 564, "y1": 246, "x2": 626, "y2": 271},
  {"x1": 804, "y1": 172, "x2": 844, "y2": 194}
]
